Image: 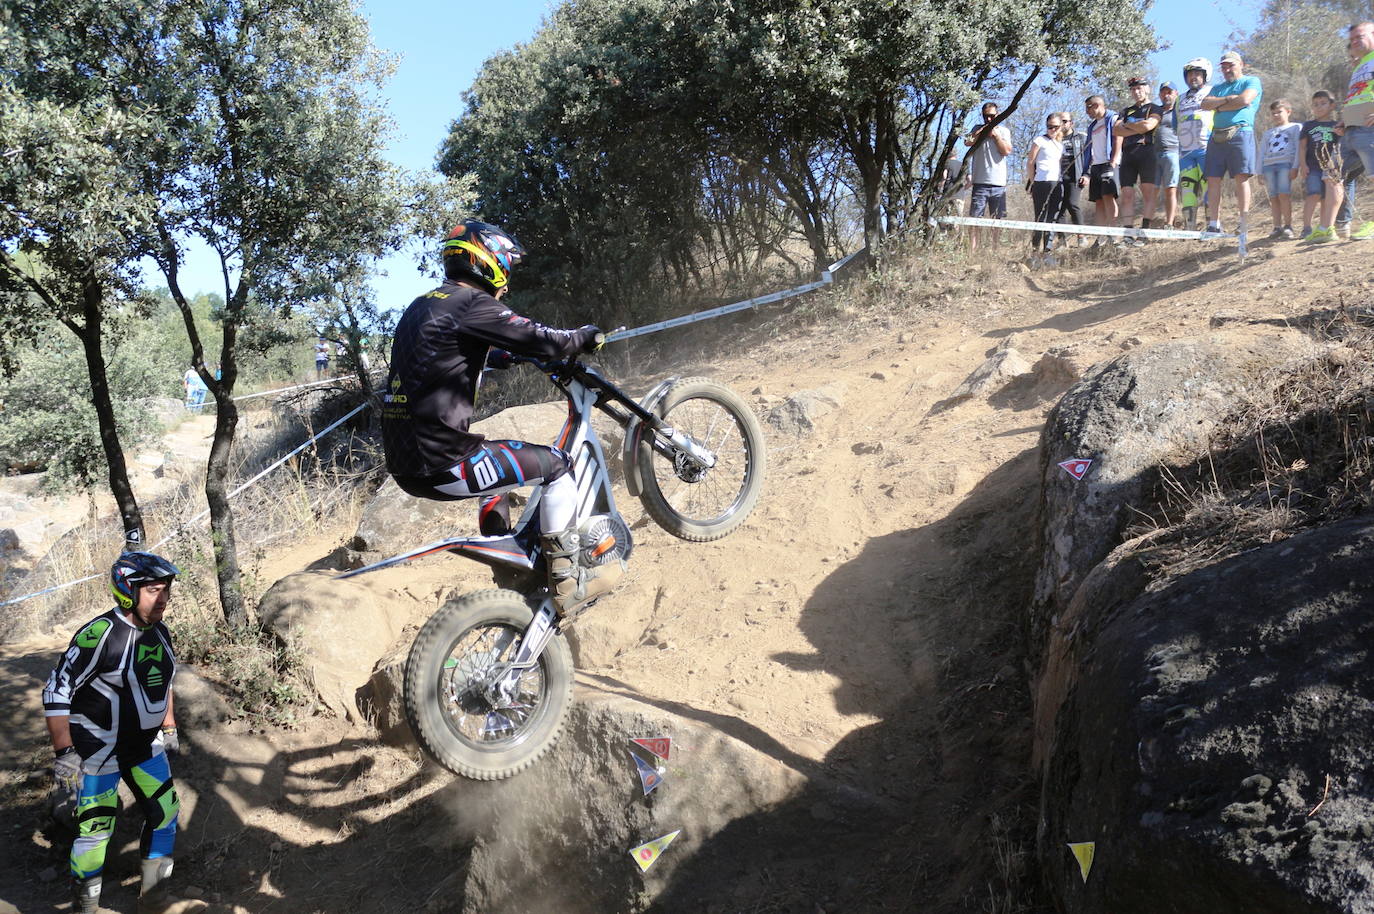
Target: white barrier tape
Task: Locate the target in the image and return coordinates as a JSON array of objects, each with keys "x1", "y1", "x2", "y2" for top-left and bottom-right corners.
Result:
[
  {"x1": 938, "y1": 216, "x2": 1236, "y2": 241},
  {"x1": 606, "y1": 249, "x2": 863, "y2": 343},
  {"x1": 0, "y1": 401, "x2": 370, "y2": 608},
  {"x1": 232, "y1": 368, "x2": 383, "y2": 402}
]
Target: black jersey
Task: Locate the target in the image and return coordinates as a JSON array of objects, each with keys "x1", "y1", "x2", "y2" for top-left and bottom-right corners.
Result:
[
  {"x1": 382, "y1": 281, "x2": 593, "y2": 477},
  {"x1": 43, "y1": 608, "x2": 176, "y2": 774},
  {"x1": 1121, "y1": 102, "x2": 1164, "y2": 149}
]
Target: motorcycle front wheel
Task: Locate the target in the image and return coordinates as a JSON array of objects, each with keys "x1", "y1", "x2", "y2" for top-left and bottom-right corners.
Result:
[
  {"x1": 404, "y1": 589, "x2": 573, "y2": 780},
  {"x1": 637, "y1": 377, "x2": 766, "y2": 541}
]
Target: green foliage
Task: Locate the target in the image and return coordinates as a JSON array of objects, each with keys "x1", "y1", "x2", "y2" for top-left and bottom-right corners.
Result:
[
  {"x1": 439, "y1": 0, "x2": 1157, "y2": 322},
  {"x1": 1234, "y1": 0, "x2": 1362, "y2": 111},
  {"x1": 0, "y1": 317, "x2": 174, "y2": 486}
]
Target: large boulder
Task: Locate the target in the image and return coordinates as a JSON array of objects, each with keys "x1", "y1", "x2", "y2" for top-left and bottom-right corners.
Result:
[
  {"x1": 257, "y1": 571, "x2": 413, "y2": 723},
  {"x1": 447, "y1": 689, "x2": 806, "y2": 914},
  {"x1": 1030, "y1": 329, "x2": 1316, "y2": 656},
  {"x1": 1037, "y1": 514, "x2": 1374, "y2": 913}
]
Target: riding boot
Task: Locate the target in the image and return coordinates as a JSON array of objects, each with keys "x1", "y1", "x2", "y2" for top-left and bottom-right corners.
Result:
[
  {"x1": 138, "y1": 857, "x2": 207, "y2": 914},
  {"x1": 73, "y1": 875, "x2": 101, "y2": 914},
  {"x1": 542, "y1": 526, "x2": 623, "y2": 615}
]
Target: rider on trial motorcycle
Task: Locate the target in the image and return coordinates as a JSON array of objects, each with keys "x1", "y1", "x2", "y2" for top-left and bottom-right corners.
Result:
[{"x1": 380, "y1": 220, "x2": 622, "y2": 614}]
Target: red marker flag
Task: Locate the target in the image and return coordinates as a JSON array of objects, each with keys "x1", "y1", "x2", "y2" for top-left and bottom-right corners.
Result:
[
  {"x1": 1057, "y1": 458, "x2": 1092, "y2": 481},
  {"x1": 631, "y1": 736, "x2": 672, "y2": 761}
]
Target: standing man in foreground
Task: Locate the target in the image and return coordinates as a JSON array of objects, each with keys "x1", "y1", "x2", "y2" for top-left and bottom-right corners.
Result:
[
  {"x1": 964, "y1": 102, "x2": 1013, "y2": 252},
  {"x1": 1340, "y1": 21, "x2": 1374, "y2": 239},
  {"x1": 43, "y1": 552, "x2": 188, "y2": 914},
  {"x1": 1201, "y1": 51, "x2": 1263, "y2": 238}
]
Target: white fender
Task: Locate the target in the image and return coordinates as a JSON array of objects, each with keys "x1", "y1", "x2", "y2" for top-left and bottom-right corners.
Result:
[{"x1": 620, "y1": 377, "x2": 678, "y2": 497}]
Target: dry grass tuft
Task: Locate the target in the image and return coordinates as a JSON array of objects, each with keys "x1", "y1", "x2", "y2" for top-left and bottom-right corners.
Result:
[{"x1": 1125, "y1": 301, "x2": 1374, "y2": 578}]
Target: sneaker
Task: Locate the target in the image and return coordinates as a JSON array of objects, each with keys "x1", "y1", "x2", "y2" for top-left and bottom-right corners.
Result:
[
  {"x1": 1267, "y1": 228, "x2": 1285, "y2": 240},
  {"x1": 1304, "y1": 226, "x2": 1336, "y2": 244},
  {"x1": 1281, "y1": 226, "x2": 1296, "y2": 240},
  {"x1": 1352, "y1": 220, "x2": 1374, "y2": 241},
  {"x1": 1204, "y1": 222, "x2": 1223, "y2": 235},
  {"x1": 1299, "y1": 226, "x2": 1313, "y2": 239}
]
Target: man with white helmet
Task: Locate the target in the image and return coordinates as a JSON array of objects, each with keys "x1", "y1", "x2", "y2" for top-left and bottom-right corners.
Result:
[{"x1": 1177, "y1": 58, "x2": 1215, "y2": 228}]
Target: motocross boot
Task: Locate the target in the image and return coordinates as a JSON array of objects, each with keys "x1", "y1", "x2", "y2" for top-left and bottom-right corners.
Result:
[
  {"x1": 542, "y1": 526, "x2": 623, "y2": 616},
  {"x1": 73, "y1": 875, "x2": 101, "y2": 914},
  {"x1": 138, "y1": 857, "x2": 207, "y2": 914}
]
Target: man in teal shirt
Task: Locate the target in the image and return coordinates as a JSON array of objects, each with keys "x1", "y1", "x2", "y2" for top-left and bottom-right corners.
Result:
[{"x1": 1200, "y1": 50, "x2": 1263, "y2": 237}]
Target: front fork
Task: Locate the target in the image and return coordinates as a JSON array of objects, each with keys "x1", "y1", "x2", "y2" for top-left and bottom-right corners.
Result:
[{"x1": 480, "y1": 600, "x2": 559, "y2": 706}]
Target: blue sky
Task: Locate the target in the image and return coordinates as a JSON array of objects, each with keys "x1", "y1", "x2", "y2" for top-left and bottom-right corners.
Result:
[{"x1": 168, "y1": 0, "x2": 1254, "y2": 311}]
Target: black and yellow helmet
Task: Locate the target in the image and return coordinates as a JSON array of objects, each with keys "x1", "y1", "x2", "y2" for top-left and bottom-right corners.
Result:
[
  {"x1": 110, "y1": 551, "x2": 179, "y2": 610},
  {"x1": 441, "y1": 220, "x2": 526, "y2": 294}
]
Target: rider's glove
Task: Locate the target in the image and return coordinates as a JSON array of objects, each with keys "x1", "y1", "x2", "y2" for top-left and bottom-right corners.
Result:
[
  {"x1": 575, "y1": 325, "x2": 605, "y2": 354},
  {"x1": 486, "y1": 349, "x2": 515, "y2": 370},
  {"x1": 53, "y1": 746, "x2": 80, "y2": 793},
  {"x1": 160, "y1": 727, "x2": 180, "y2": 756}
]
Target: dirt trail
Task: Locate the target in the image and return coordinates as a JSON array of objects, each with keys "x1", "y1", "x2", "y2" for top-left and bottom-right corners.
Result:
[{"x1": 3, "y1": 236, "x2": 1371, "y2": 913}]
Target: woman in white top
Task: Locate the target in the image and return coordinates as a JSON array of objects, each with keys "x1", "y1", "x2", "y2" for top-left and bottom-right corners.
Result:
[{"x1": 1027, "y1": 115, "x2": 1066, "y2": 252}]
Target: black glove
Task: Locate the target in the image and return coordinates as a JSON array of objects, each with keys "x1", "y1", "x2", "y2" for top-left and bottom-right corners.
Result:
[
  {"x1": 486, "y1": 349, "x2": 515, "y2": 370},
  {"x1": 576, "y1": 325, "x2": 605, "y2": 354}
]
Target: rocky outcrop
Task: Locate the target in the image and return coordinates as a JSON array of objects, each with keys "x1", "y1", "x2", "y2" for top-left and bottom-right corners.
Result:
[
  {"x1": 1031, "y1": 329, "x2": 1316, "y2": 654},
  {"x1": 1037, "y1": 515, "x2": 1374, "y2": 913},
  {"x1": 765, "y1": 385, "x2": 845, "y2": 435},
  {"x1": 258, "y1": 571, "x2": 414, "y2": 723},
  {"x1": 447, "y1": 689, "x2": 806, "y2": 914}
]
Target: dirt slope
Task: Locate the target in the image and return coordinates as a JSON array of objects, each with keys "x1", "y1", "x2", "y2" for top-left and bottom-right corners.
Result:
[{"x1": 3, "y1": 235, "x2": 1372, "y2": 914}]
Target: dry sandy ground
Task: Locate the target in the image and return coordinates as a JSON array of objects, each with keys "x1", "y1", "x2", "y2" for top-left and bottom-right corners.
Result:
[{"x1": 3, "y1": 231, "x2": 1373, "y2": 914}]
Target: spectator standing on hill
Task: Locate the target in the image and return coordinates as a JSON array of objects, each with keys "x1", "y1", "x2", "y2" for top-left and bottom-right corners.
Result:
[
  {"x1": 1080, "y1": 95, "x2": 1123, "y2": 243},
  {"x1": 1114, "y1": 76, "x2": 1164, "y2": 243},
  {"x1": 1146, "y1": 82, "x2": 1183, "y2": 229},
  {"x1": 965, "y1": 102, "x2": 1013, "y2": 252},
  {"x1": 1338, "y1": 21, "x2": 1374, "y2": 240},
  {"x1": 314, "y1": 337, "x2": 330, "y2": 380},
  {"x1": 182, "y1": 366, "x2": 207, "y2": 414},
  {"x1": 1026, "y1": 113, "x2": 1065, "y2": 259},
  {"x1": 1177, "y1": 58, "x2": 1215, "y2": 228},
  {"x1": 1057, "y1": 111, "x2": 1087, "y2": 233},
  {"x1": 1298, "y1": 91, "x2": 1345, "y2": 243},
  {"x1": 1200, "y1": 51, "x2": 1262, "y2": 239},
  {"x1": 1259, "y1": 99, "x2": 1301, "y2": 238},
  {"x1": 1335, "y1": 139, "x2": 1365, "y2": 238}
]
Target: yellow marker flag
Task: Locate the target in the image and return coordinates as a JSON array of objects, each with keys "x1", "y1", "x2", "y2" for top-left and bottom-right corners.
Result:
[
  {"x1": 1067, "y1": 842, "x2": 1095, "y2": 883},
  {"x1": 630, "y1": 829, "x2": 682, "y2": 873}
]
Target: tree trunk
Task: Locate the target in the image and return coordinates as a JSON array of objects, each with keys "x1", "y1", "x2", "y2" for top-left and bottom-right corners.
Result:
[
  {"x1": 204, "y1": 391, "x2": 246, "y2": 629},
  {"x1": 76, "y1": 275, "x2": 146, "y2": 552}
]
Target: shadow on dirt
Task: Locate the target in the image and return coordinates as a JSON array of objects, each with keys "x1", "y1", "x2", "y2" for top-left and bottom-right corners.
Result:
[
  {"x1": 4, "y1": 448, "x2": 1047, "y2": 914},
  {"x1": 647, "y1": 448, "x2": 1048, "y2": 914},
  {"x1": 1, "y1": 671, "x2": 462, "y2": 914}
]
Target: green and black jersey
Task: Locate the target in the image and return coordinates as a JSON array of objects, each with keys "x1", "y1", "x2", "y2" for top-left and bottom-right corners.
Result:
[{"x1": 43, "y1": 609, "x2": 177, "y2": 774}]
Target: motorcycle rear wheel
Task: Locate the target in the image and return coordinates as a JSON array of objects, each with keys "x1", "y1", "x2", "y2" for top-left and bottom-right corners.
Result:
[
  {"x1": 404, "y1": 589, "x2": 573, "y2": 780},
  {"x1": 637, "y1": 377, "x2": 766, "y2": 541}
]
